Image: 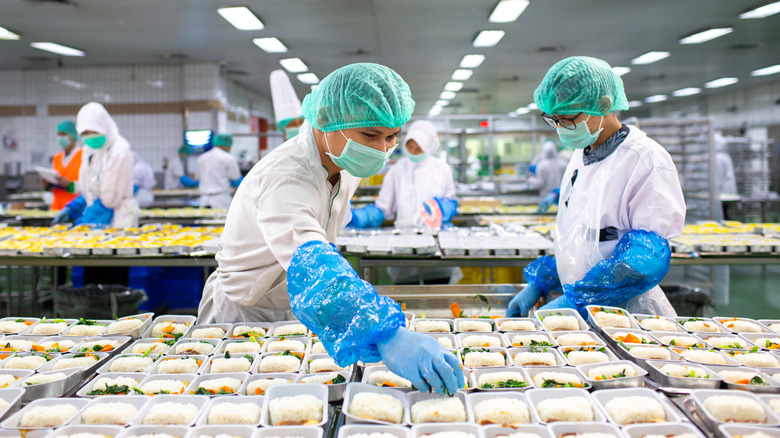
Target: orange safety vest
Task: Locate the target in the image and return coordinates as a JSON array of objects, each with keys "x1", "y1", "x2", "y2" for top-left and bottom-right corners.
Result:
[{"x1": 51, "y1": 148, "x2": 83, "y2": 211}]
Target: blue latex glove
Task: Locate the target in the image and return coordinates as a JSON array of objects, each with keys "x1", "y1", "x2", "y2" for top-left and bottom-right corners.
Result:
[
  {"x1": 61, "y1": 195, "x2": 87, "y2": 223},
  {"x1": 507, "y1": 284, "x2": 541, "y2": 317},
  {"x1": 537, "y1": 188, "x2": 559, "y2": 213},
  {"x1": 529, "y1": 164, "x2": 537, "y2": 175},
  {"x1": 52, "y1": 209, "x2": 71, "y2": 225},
  {"x1": 76, "y1": 199, "x2": 114, "y2": 226},
  {"x1": 287, "y1": 241, "x2": 405, "y2": 367},
  {"x1": 562, "y1": 229, "x2": 671, "y2": 316},
  {"x1": 420, "y1": 197, "x2": 459, "y2": 228},
  {"x1": 347, "y1": 204, "x2": 385, "y2": 228},
  {"x1": 180, "y1": 175, "x2": 199, "y2": 188},
  {"x1": 539, "y1": 295, "x2": 577, "y2": 311},
  {"x1": 378, "y1": 328, "x2": 464, "y2": 395},
  {"x1": 230, "y1": 177, "x2": 243, "y2": 188},
  {"x1": 133, "y1": 185, "x2": 140, "y2": 194}
]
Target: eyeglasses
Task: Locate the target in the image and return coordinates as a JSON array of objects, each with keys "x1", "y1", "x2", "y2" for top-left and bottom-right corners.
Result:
[{"x1": 541, "y1": 113, "x2": 582, "y2": 130}]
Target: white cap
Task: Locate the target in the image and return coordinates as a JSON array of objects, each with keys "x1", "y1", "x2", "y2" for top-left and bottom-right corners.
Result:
[{"x1": 270, "y1": 69, "x2": 302, "y2": 125}]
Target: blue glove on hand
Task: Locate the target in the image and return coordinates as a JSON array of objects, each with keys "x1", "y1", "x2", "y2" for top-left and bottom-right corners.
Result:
[
  {"x1": 133, "y1": 185, "x2": 140, "y2": 194},
  {"x1": 420, "y1": 197, "x2": 459, "y2": 228},
  {"x1": 537, "y1": 189, "x2": 559, "y2": 213},
  {"x1": 76, "y1": 199, "x2": 114, "y2": 226},
  {"x1": 52, "y1": 210, "x2": 71, "y2": 225},
  {"x1": 60, "y1": 195, "x2": 87, "y2": 224},
  {"x1": 539, "y1": 294, "x2": 577, "y2": 311},
  {"x1": 507, "y1": 284, "x2": 541, "y2": 317},
  {"x1": 347, "y1": 204, "x2": 385, "y2": 228},
  {"x1": 180, "y1": 175, "x2": 199, "y2": 188},
  {"x1": 230, "y1": 177, "x2": 243, "y2": 188},
  {"x1": 378, "y1": 328, "x2": 464, "y2": 395}
]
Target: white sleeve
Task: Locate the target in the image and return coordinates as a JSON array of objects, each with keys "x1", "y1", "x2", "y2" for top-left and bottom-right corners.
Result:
[
  {"x1": 100, "y1": 148, "x2": 134, "y2": 209},
  {"x1": 441, "y1": 162, "x2": 456, "y2": 198},
  {"x1": 374, "y1": 167, "x2": 397, "y2": 220},
  {"x1": 227, "y1": 156, "x2": 241, "y2": 181},
  {"x1": 625, "y1": 164, "x2": 686, "y2": 239}
]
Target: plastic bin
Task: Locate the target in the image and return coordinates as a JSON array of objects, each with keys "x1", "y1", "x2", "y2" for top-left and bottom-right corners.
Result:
[
  {"x1": 663, "y1": 283, "x2": 715, "y2": 317},
  {"x1": 56, "y1": 284, "x2": 147, "y2": 318}
]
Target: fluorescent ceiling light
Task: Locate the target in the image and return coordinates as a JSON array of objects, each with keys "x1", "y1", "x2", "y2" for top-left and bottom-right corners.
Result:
[
  {"x1": 429, "y1": 107, "x2": 442, "y2": 115},
  {"x1": 751, "y1": 64, "x2": 780, "y2": 76},
  {"x1": 440, "y1": 91, "x2": 456, "y2": 100},
  {"x1": 451, "y1": 69, "x2": 473, "y2": 81},
  {"x1": 631, "y1": 51, "x2": 670, "y2": 65},
  {"x1": 473, "y1": 30, "x2": 505, "y2": 47},
  {"x1": 679, "y1": 27, "x2": 734, "y2": 44},
  {"x1": 644, "y1": 94, "x2": 668, "y2": 103},
  {"x1": 436, "y1": 100, "x2": 450, "y2": 107},
  {"x1": 612, "y1": 66, "x2": 632, "y2": 76},
  {"x1": 0, "y1": 26, "x2": 20, "y2": 40},
  {"x1": 253, "y1": 37, "x2": 287, "y2": 53},
  {"x1": 297, "y1": 73, "x2": 319, "y2": 84},
  {"x1": 30, "y1": 42, "x2": 85, "y2": 57},
  {"x1": 672, "y1": 87, "x2": 702, "y2": 97},
  {"x1": 460, "y1": 54, "x2": 485, "y2": 68},
  {"x1": 61, "y1": 79, "x2": 86, "y2": 90},
  {"x1": 740, "y1": 1, "x2": 780, "y2": 18},
  {"x1": 527, "y1": 103, "x2": 538, "y2": 110},
  {"x1": 444, "y1": 81, "x2": 464, "y2": 92},
  {"x1": 279, "y1": 58, "x2": 308, "y2": 73},
  {"x1": 515, "y1": 107, "x2": 530, "y2": 115},
  {"x1": 489, "y1": 0, "x2": 530, "y2": 23},
  {"x1": 217, "y1": 6, "x2": 264, "y2": 30},
  {"x1": 628, "y1": 100, "x2": 643, "y2": 108},
  {"x1": 705, "y1": 77, "x2": 738, "y2": 88}
]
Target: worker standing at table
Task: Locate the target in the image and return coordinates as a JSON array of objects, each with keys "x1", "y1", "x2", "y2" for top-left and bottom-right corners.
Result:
[
  {"x1": 48, "y1": 120, "x2": 83, "y2": 211},
  {"x1": 507, "y1": 56, "x2": 686, "y2": 318},
  {"x1": 271, "y1": 69, "x2": 305, "y2": 141},
  {"x1": 532, "y1": 139, "x2": 568, "y2": 213},
  {"x1": 198, "y1": 63, "x2": 463, "y2": 395},
  {"x1": 132, "y1": 152, "x2": 156, "y2": 207},
  {"x1": 194, "y1": 133, "x2": 242, "y2": 209},
  {"x1": 163, "y1": 145, "x2": 192, "y2": 190}
]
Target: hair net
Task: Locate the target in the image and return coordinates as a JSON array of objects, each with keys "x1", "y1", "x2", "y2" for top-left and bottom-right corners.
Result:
[
  {"x1": 404, "y1": 120, "x2": 440, "y2": 155},
  {"x1": 177, "y1": 145, "x2": 191, "y2": 155},
  {"x1": 57, "y1": 120, "x2": 78, "y2": 141},
  {"x1": 534, "y1": 56, "x2": 629, "y2": 116},
  {"x1": 301, "y1": 63, "x2": 415, "y2": 132},
  {"x1": 76, "y1": 102, "x2": 120, "y2": 139},
  {"x1": 541, "y1": 139, "x2": 558, "y2": 159},
  {"x1": 213, "y1": 133, "x2": 233, "y2": 148}
]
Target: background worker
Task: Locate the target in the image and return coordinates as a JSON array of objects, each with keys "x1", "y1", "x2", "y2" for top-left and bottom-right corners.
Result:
[
  {"x1": 47, "y1": 120, "x2": 83, "y2": 211},
  {"x1": 193, "y1": 133, "x2": 243, "y2": 209}
]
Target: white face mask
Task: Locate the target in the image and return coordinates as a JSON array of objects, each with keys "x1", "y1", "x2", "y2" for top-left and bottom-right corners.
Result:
[{"x1": 557, "y1": 115, "x2": 604, "y2": 150}]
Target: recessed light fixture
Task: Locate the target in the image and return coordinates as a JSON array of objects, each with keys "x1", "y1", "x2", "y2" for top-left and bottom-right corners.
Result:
[
  {"x1": 612, "y1": 66, "x2": 632, "y2": 76},
  {"x1": 429, "y1": 106, "x2": 443, "y2": 115},
  {"x1": 436, "y1": 100, "x2": 450, "y2": 107},
  {"x1": 440, "y1": 91, "x2": 456, "y2": 100},
  {"x1": 279, "y1": 58, "x2": 308, "y2": 73},
  {"x1": 460, "y1": 54, "x2": 485, "y2": 68},
  {"x1": 739, "y1": 1, "x2": 780, "y2": 19},
  {"x1": 515, "y1": 107, "x2": 530, "y2": 114},
  {"x1": 30, "y1": 42, "x2": 85, "y2": 57},
  {"x1": 444, "y1": 81, "x2": 464, "y2": 92},
  {"x1": 473, "y1": 30, "x2": 505, "y2": 47},
  {"x1": 644, "y1": 94, "x2": 668, "y2": 103},
  {"x1": 0, "y1": 26, "x2": 20, "y2": 40},
  {"x1": 253, "y1": 38, "x2": 287, "y2": 53},
  {"x1": 217, "y1": 6, "x2": 264, "y2": 30},
  {"x1": 704, "y1": 77, "x2": 739, "y2": 88},
  {"x1": 489, "y1": 0, "x2": 530, "y2": 23},
  {"x1": 751, "y1": 64, "x2": 780, "y2": 76},
  {"x1": 451, "y1": 69, "x2": 473, "y2": 81},
  {"x1": 297, "y1": 73, "x2": 319, "y2": 84},
  {"x1": 679, "y1": 27, "x2": 734, "y2": 44},
  {"x1": 631, "y1": 51, "x2": 670, "y2": 65},
  {"x1": 628, "y1": 100, "x2": 643, "y2": 108},
  {"x1": 527, "y1": 103, "x2": 538, "y2": 110},
  {"x1": 672, "y1": 87, "x2": 702, "y2": 97}
]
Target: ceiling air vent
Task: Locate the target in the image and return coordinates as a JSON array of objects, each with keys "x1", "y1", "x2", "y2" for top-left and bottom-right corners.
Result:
[
  {"x1": 538, "y1": 45, "x2": 565, "y2": 53},
  {"x1": 729, "y1": 42, "x2": 763, "y2": 50}
]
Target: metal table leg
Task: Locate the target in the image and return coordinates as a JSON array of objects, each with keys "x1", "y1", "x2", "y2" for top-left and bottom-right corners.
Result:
[
  {"x1": 17, "y1": 267, "x2": 23, "y2": 316},
  {"x1": 52, "y1": 266, "x2": 59, "y2": 318}
]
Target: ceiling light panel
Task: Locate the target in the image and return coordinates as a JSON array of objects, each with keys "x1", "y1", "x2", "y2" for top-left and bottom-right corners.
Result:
[
  {"x1": 739, "y1": 1, "x2": 780, "y2": 19},
  {"x1": 612, "y1": 66, "x2": 631, "y2": 76},
  {"x1": 751, "y1": 64, "x2": 780, "y2": 76},
  {"x1": 279, "y1": 58, "x2": 308, "y2": 73},
  {"x1": 473, "y1": 30, "x2": 505, "y2": 47},
  {"x1": 217, "y1": 6, "x2": 264, "y2": 30},
  {"x1": 440, "y1": 91, "x2": 456, "y2": 100},
  {"x1": 30, "y1": 42, "x2": 85, "y2": 56},
  {"x1": 705, "y1": 77, "x2": 739, "y2": 88},
  {"x1": 679, "y1": 27, "x2": 734, "y2": 44},
  {"x1": 460, "y1": 54, "x2": 485, "y2": 68},
  {"x1": 672, "y1": 87, "x2": 702, "y2": 96},
  {"x1": 297, "y1": 73, "x2": 319, "y2": 84},
  {"x1": 451, "y1": 69, "x2": 473, "y2": 81},
  {"x1": 631, "y1": 51, "x2": 670, "y2": 65},
  {"x1": 644, "y1": 94, "x2": 668, "y2": 103},
  {"x1": 0, "y1": 26, "x2": 20, "y2": 40},
  {"x1": 253, "y1": 38, "x2": 287, "y2": 53},
  {"x1": 444, "y1": 82, "x2": 464, "y2": 92},
  {"x1": 489, "y1": 0, "x2": 530, "y2": 23}
]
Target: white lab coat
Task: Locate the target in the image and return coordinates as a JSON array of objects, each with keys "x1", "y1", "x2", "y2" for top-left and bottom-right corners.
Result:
[
  {"x1": 196, "y1": 147, "x2": 241, "y2": 209},
  {"x1": 75, "y1": 102, "x2": 139, "y2": 228},
  {"x1": 132, "y1": 153, "x2": 156, "y2": 208},
  {"x1": 716, "y1": 153, "x2": 737, "y2": 196},
  {"x1": 198, "y1": 122, "x2": 361, "y2": 323},
  {"x1": 529, "y1": 141, "x2": 568, "y2": 196},
  {"x1": 164, "y1": 155, "x2": 185, "y2": 190},
  {"x1": 554, "y1": 125, "x2": 686, "y2": 316}
]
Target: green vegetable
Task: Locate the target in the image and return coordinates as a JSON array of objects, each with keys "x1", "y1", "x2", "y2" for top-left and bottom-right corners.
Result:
[
  {"x1": 76, "y1": 318, "x2": 104, "y2": 326},
  {"x1": 194, "y1": 387, "x2": 231, "y2": 395},
  {"x1": 529, "y1": 340, "x2": 553, "y2": 347},
  {"x1": 141, "y1": 348, "x2": 153, "y2": 358},
  {"x1": 244, "y1": 354, "x2": 254, "y2": 362},
  {"x1": 132, "y1": 387, "x2": 145, "y2": 395},
  {"x1": 529, "y1": 346, "x2": 548, "y2": 353},
  {"x1": 541, "y1": 378, "x2": 581, "y2": 388},
  {"x1": 164, "y1": 338, "x2": 177, "y2": 346},
  {"x1": 331, "y1": 374, "x2": 347, "y2": 384},
  {"x1": 669, "y1": 340, "x2": 676, "y2": 346},
  {"x1": 14, "y1": 319, "x2": 25, "y2": 323},
  {"x1": 224, "y1": 351, "x2": 231, "y2": 359},
  {"x1": 480, "y1": 379, "x2": 526, "y2": 389},
  {"x1": 751, "y1": 346, "x2": 760, "y2": 353},
  {"x1": 614, "y1": 369, "x2": 628, "y2": 378},
  {"x1": 749, "y1": 376, "x2": 765, "y2": 385},
  {"x1": 474, "y1": 294, "x2": 489, "y2": 305},
  {"x1": 87, "y1": 384, "x2": 130, "y2": 395}
]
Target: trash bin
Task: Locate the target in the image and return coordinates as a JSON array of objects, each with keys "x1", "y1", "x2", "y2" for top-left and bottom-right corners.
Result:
[
  {"x1": 56, "y1": 284, "x2": 148, "y2": 319},
  {"x1": 663, "y1": 284, "x2": 715, "y2": 317}
]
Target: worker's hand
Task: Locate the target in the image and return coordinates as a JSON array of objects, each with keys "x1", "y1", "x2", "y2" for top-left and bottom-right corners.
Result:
[
  {"x1": 180, "y1": 175, "x2": 199, "y2": 188},
  {"x1": 347, "y1": 205, "x2": 384, "y2": 229},
  {"x1": 52, "y1": 210, "x2": 71, "y2": 225},
  {"x1": 55, "y1": 176, "x2": 71, "y2": 187},
  {"x1": 377, "y1": 328, "x2": 464, "y2": 396},
  {"x1": 420, "y1": 197, "x2": 459, "y2": 228},
  {"x1": 537, "y1": 192, "x2": 558, "y2": 213},
  {"x1": 507, "y1": 283, "x2": 541, "y2": 317}
]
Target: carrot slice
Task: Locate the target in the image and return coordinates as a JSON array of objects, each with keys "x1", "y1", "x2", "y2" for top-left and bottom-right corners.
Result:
[
  {"x1": 735, "y1": 379, "x2": 750, "y2": 385},
  {"x1": 100, "y1": 345, "x2": 113, "y2": 352},
  {"x1": 31, "y1": 345, "x2": 45, "y2": 352},
  {"x1": 450, "y1": 303, "x2": 462, "y2": 318},
  {"x1": 161, "y1": 325, "x2": 175, "y2": 333},
  {"x1": 382, "y1": 382, "x2": 398, "y2": 387},
  {"x1": 255, "y1": 388, "x2": 264, "y2": 395}
]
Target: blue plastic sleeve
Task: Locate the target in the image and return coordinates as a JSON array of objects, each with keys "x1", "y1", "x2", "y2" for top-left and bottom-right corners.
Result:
[
  {"x1": 287, "y1": 241, "x2": 405, "y2": 367},
  {"x1": 523, "y1": 255, "x2": 562, "y2": 296},
  {"x1": 64, "y1": 195, "x2": 87, "y2": 220},
  {"x1": 76, "y1": 198, "x2": 114, "y2": 226},
  {"x1": 231, "y1": 177, "x2": 243, "y2": 188},
  {"x1": 435, "y1": 197, "x2": 459, "y2": 223},
  {"x1": 347, "y1": 204, "x2": 384, "y2": 228},
  {"x1": 562, "y1": 229, "x2": 671, "y2": 313},
  {"x1": 180, "y1": 175, "x2": 199, "y2": 188},
  {"x1": 551, "y1": 187, "x2": 560, "y2": 201}
]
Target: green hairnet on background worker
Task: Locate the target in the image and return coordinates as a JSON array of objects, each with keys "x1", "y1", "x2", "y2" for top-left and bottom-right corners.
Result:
[
  {"x1": 57, "y1": 120, "x2": 79, "y2": 143},
  {"x1": 212, "y1": 133, "x2": 233, "y2": 149},
  {"x1": 198, "y1": 62, "x2": 465, "y2": 396}
]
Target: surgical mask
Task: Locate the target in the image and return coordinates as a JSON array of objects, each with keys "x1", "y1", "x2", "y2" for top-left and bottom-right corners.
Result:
[
  {"x1": 557, "y1": 115, "x2": 604, "y2": 150},
  {"x1": 82, "y1": 134, "x2": 107, "y2": 149},
  {"x1": 57, "y1": 135, "x2": 71, "y2": 148},
  {"x1": 403, "y1": 146, "x2": 427, "y2": 163},
  {"x1": 325, "y1": 130, "x2": 396, "y2": 178},
  {"x1": 285, "y1": 126, "x2": 300, "y2": 139}
]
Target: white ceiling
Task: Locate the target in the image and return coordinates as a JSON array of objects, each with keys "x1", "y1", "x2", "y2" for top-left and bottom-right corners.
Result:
[{"x1": 1, "y1": 0, "x2": 779, "y2": 117}]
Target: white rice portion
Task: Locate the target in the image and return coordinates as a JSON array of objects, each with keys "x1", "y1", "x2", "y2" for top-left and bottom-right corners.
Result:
[
  {"x1": 157, "y1": 358, "x2": 201, "y2": 374},
  {"x1": 225, "y1": 342, "x2": 261, "y2": 354},
  {"x1": 268, "y1": 394, "x2": 323, "y2": 425},
  {"x1": 719, "y1": 370, "x2": 761, "y2": 384},
  {"x1": 348, "y1": 392, "x2": 403, "y2": 423},
  {"x1": 197, "y1": 377, "x2": 242, "y2": 393},
  {"x1": 31, "y1": 322, "x2": 68, "y2": 335},
  {"x1": 741, "y1": 433, "x2": 776, "y2": 438},
  {"x1": 106, "y1": 318, "x2": 144, "y2": 334},
  {"x1": 640, "y1": 317, "x2": 678, "y2": 331},
  {"x1": 410, "y1": 397, "x2": 466, "y2": 423},
  {"x1": 346, "y1": 434, "x2": 401, "y2": 438},
  {"x1": 660, "y1": 364, "x2": 709, "y2": 378},
  {"x1": 109, "y1": 356, "x2": 154, "y2": 373},
  {"x1": 81, "y1": 402, "x2": 138, "y2": 425},
  {"x1": 414, "y1": 321, "x2": 450, "y2": 333},
  {"x1": 4, "y1": 355, "x2": 48, "y2": 370},
  {"x1": 630, "y1": 347, "x2": 671, "y2": 360},
  {"x1": 457, "y1": 320, "x2": 492, "y2": 332},
  {"x1": 0, "y1": 398, "x2": 8, "y2": 411},
  {"x1": 367, "y1": 370, "x2": 412, "y2": 388},
  {"x1": 19, "y1": 403, "x2": 78, "y2": 427},
  {"x1": 267, "y1": 340, "x2": 306, "y2": 353},
  {"x1": 705, "y1": 336, "x2": 749, "y2": 348},
  {"x1": 702, "y1": 395, "x2": 766, "y2": 423},
  {"x1": 604, "y1": 396, "x2": 665, "y2": 425},
  {"x1": 733, "y1": 353, "x2": 780, "y2": 368},
  {"x1": 768, "y1": 399, "x2": 780, "y2": 416},
  {"x1": 0, "y1": 374, "x2": 19, "y2": 387},
  {"x1": 300, "y1": 372, "x2": 342, "y2": 384},
  {"x1": 311, "y1": 342, "x2": 327, "y2": 354},
  {"x1": 53, "y1": 355, "x2": 99, "y2": 370},
  {"x1": 659, "y1": 336, "x2": 699, "y2": 347},
  {"x1": 769, "y1": 323, "x2": 780, "y2": 332},
  {"x1": 142, "y1": 401, "x2": 199, "y2": 425},
  {"x1": 536, "y1": 396, "x2": 593, "y2": 422},
  {"x1": 0, "y1": 321, "x2": 29, "y2": 333},
  {"x1": 232, "y1": 325, "x2": 266, "y2": 337},
  {"x1": 720, "y1": 319, "x2": 762, "y2": 333},
  {"x1": 68, "y1": 325, "x2": 106, "y2": 336},
  {"x1": 567, "y1": 434, "x2": 618, "y2": 438},
  {"x1": 498, "y1": 434, "x2": 543, "y2": 438},
  {"x1": 436, "y1": 338, "x2": 454, "y2": 349},
  {"x1": 151, "y1": 322, "x2": 188, "y2": 337},
  {"x1": 587, "y1": 364, "x2": 636, "y2": 380},
  {"x1": 511, "y1": 334, "x2": 551, "y2": 347},
  {"x1": 477, "y1": 371, "x2": 526, "y2": 388},
  {"x1": 272, "y1": 324, "x2": 308, "y2": 337},
  {"x1": 461, "y1": 335, "x2": 500, "y2": 348},
  {"x1": 131, "y1": 342, "x2": 169, "y2": 354},
  {"x1": 24, "y1": 372, "x2": 67, "y2": 385},
  {"x1": 91, "y1": 376, "x2": 140, "y2": 391},
  {"x1": 774, "y1": 373, "x2": 780, "y2": 381},
  {"x1": 258, "y1": 356, "x2": 299, "y2": 373},
  {"x1": 245, "y1": 377, "x2": 291, "y2": 395},
  {"x1": 464, "y1": 352, "x2": 505, "y2": 368},
  {"x1": 682, "y1": 320, "x2": 719, "y2": 333},
  {"x1": 594, "y1": 312, "x2": 630, "y2": 328},
  {"x1": 423, "y1": 433, "x2": 476, "y2": 438},
  {"x1": 309, "y1": 358, "x2": 346, "y2": 373},
  {"x1": 207, "y1": 402, "x2": 261, "y2": 424},
  {"x1": 128, "y1": 434, "x2": 177, "y2": 438},
  {"x1": 532, "y1": 372, "x2": 583, "y2": 387},
  {"x1": 140, "y1": 379, "x2": 187, "y2": 394},
  {"x1": 679, "y1": 350, "x2": 726, "y2": 365},
  {"x1": 4, "y1": 340, "x2": 33, "y2": 351},
  {"x1": 39, "y1": 340, "x2": 77, "y2": 351},
  {"x1": 566, "y1": 351, "x2": 610, "y2": 365},
  {"x1": 191, "y1": 327, "x2": 226, "y2": 338},
  {"x1": 641, "y1": 435, "x2": 698, "y2": 438},
  {"x1": 175, "y1": 342, "x2": 215, "y2": 355},
  {"x1": 80, "y1": 340, "x2": 120, "y2": 351},
  {"x1": 555, "y1": 333, "x2": 596, "y2": 346},
  {"x1": 513, "y1": 352, "x2": 556, "y2": 366},
  {"x1": 474, "y1": 397, "x2": 529, "y2": 425},
  {"x1": 500, "y1": 320, "x2": 537, "y2": 331},
  {"x1": 754, "y1": 337, "x2": 780, "y2": 348},
  {"x1": 542, "y1": 315, "x2": 579, "y2": 331}
]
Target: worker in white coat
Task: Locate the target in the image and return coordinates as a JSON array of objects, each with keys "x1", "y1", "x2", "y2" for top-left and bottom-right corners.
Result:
[
  {"x1": 271, "y1": 69, "x2": 304, "y2": 140},
  {"x1": 132, "y1": 152, "x2": 156, "y2": 207},
  {"x1": 195, "y1": 133, "x2": 242, "y2": 209},
  {"x1": 530, "y1": 139, "x2": 568, "y2": 212},
  {"x1": 163, "y1": 145, "x2": 191, "y2": 190},
  {"x1": 197, "y1": 63, "x2": 463, "y2": 396},
  {"x1": 714, "y1": 134, "x2": 737, "y2": 196},
  {"x1": 53, "y1": 102, "x2": 139, "y2": 228},
  {"x1": 507, "y1": 56, "x2": 686, "y2": 318}
]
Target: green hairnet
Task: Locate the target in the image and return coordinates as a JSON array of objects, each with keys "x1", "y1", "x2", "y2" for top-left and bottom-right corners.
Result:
[
  {"x1": 57, "y1": 120, "x2": 78, "y2": 141},
  {"x1": 213, "y1": 133, "x2": 233, "y2": 148},
  {"x1": 534, "y1": 56, "x2": 629, "y2": 116},
  {"x1": 277, "y1": 117, "x2": 295, "y2": 133},
  {"x1": 178, "y1": 145, "x2": 191, "y2": 155},
  {"x1": 301, "y1": 63, "x2": 415, "y2": 132}
]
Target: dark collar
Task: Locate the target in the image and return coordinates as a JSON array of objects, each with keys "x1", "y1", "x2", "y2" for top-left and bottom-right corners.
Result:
[{"x1": 583, "y1": 124, "x2": 629, "y2": 166}]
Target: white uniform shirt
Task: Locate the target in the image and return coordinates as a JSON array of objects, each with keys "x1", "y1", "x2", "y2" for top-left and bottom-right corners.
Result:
[
  {"x1": 132, "y1": 154, "x2": 156, "y2": 208},
  {"x1": 716, "y1": 152, "x2": 737, "y2": 195},
  {"x1": 198, "y1": 122, "x2": 361, "y2": 322},
  {"x1": 532, "y1": 156, "x2": 568, "y2": 196},
  {"x1": 164, "y1": 155, "x2": 185, "y2": 190},
  {"x1": 196, "y1": 147, "x2": 241, "y2": 209}
]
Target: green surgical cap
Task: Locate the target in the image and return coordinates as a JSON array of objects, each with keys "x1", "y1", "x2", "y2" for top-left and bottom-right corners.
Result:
[
  {"x1": 213, "y1": 133, "x2": 233, "y2": 148},
  {"x1": 178, "y1": 145, "x2": 191, "y2": 155},
  {"x1": 534, "y1": 56, "x2": 629, "y2": 116},
  {"x1": 57, "y1": 120, "x2": 78, "y2": 141},
  {"x1": 301, "y1": 63, "x2": 415, "y2": 132}
]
